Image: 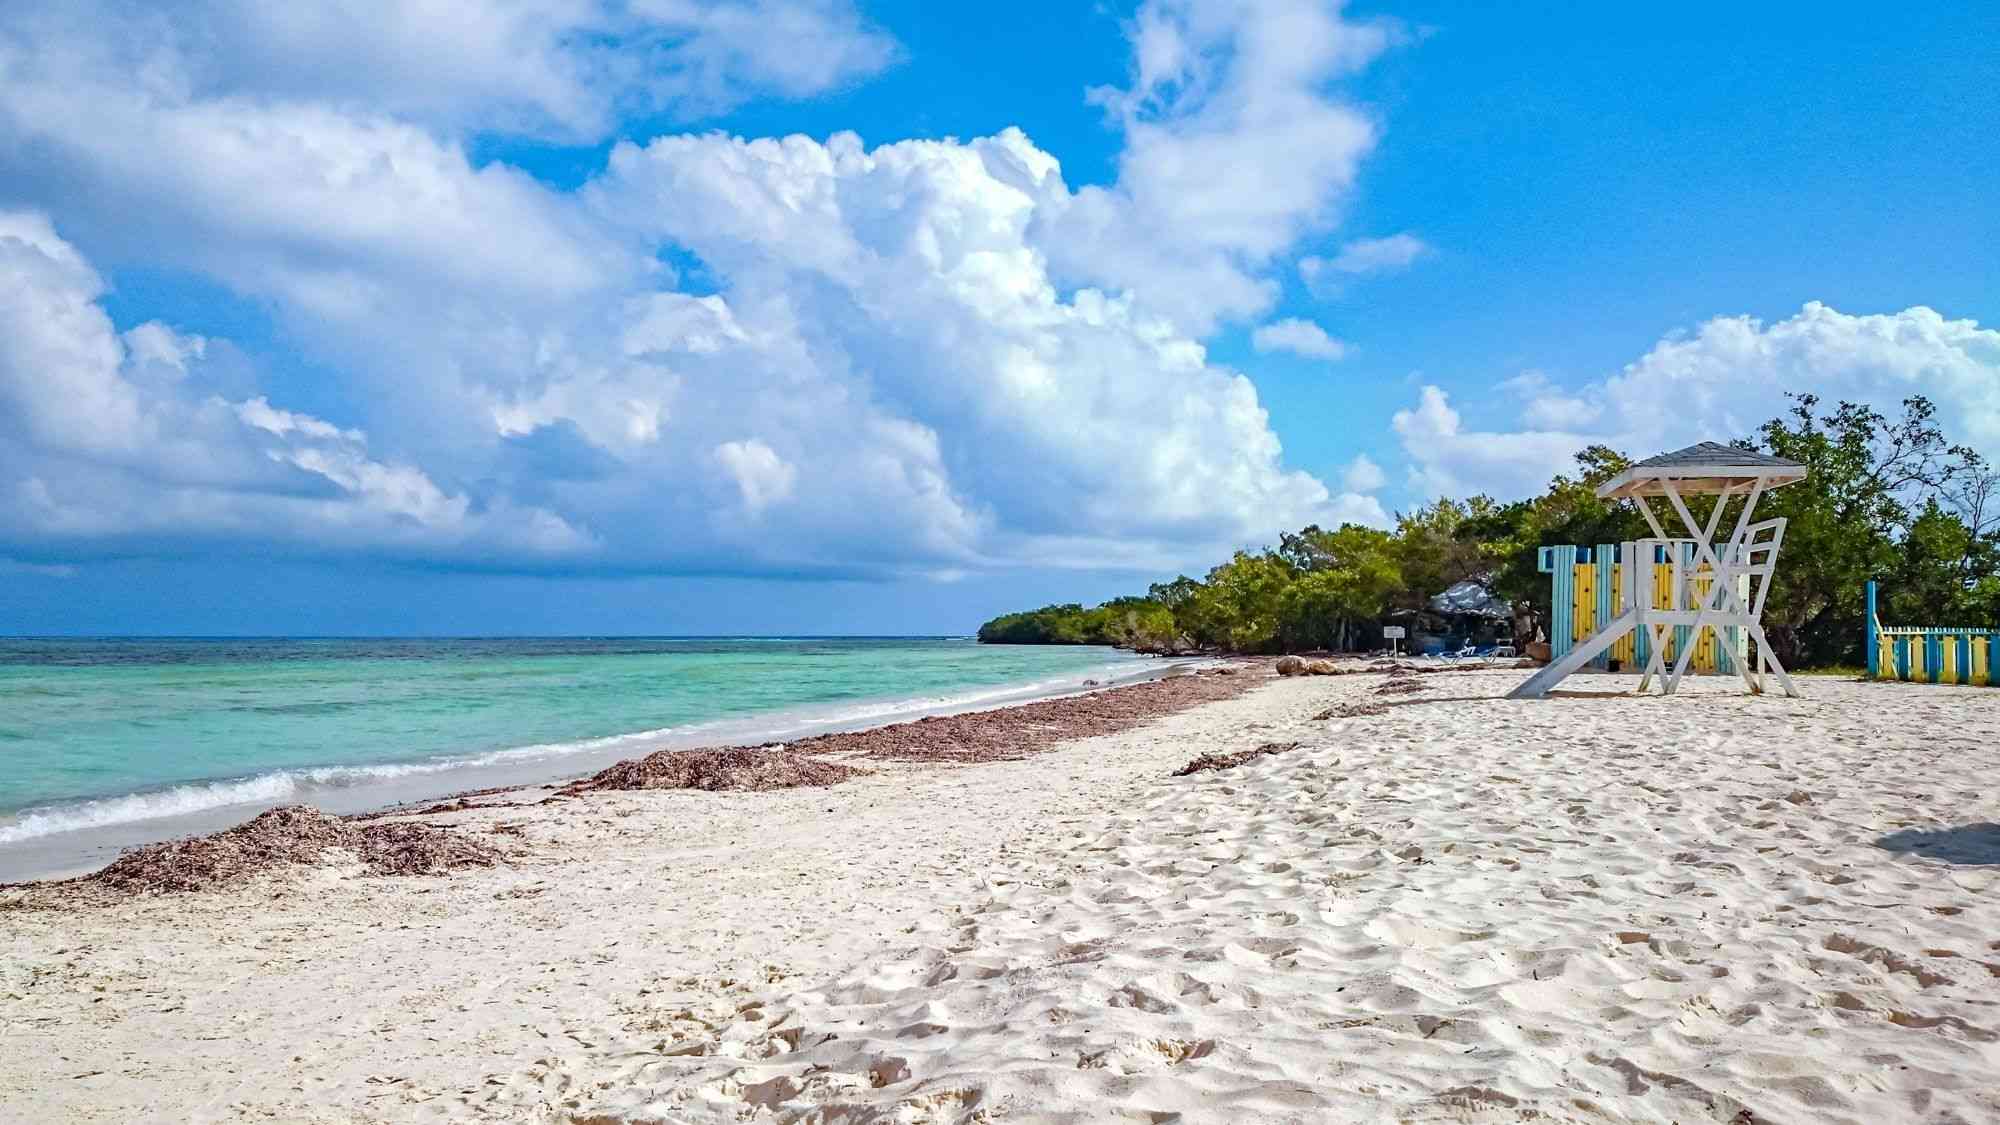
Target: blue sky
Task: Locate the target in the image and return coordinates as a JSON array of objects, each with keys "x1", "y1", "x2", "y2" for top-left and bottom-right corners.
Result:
[{"x1": 1, "y1": 1, "x2": 1995, "y2": 635}]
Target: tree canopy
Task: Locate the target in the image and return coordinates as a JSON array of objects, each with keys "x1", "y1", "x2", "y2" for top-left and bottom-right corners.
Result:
[{"x1": 977, "y1": 394, "x2": 1999, "y2": 665}]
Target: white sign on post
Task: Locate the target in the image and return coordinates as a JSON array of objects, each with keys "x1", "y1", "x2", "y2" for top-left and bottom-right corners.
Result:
[{"x1": 1381, "y1": 624, "x2": 1405, "y2": 655}]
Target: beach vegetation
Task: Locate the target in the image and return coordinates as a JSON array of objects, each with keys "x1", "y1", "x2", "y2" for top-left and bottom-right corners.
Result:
[
  {"x1": 974, "y1": 597, "x2": 1183, "y2": 651},
  {"x1": 979, "y1": 394, "x2": 1999, "y2": 667},
  {"x1": 1756, "y1": 394, "x2": 1999, "y2": 666}
]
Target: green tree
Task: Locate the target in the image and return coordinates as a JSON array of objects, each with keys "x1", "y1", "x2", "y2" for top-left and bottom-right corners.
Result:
[
  {"x1": 977, "y1": 392, "x2": 1996, "y2": 667},
  {"x1": 1198, "y1": 551, "x2": 1296, "y2": 653},
  {"x1": 1884, "y1": 500, "x2": 1997, "y2": 626},
  {"x1": 1392, "y1": 499, "x2": 1490, "y2": 610},
  {"x1": 1756, "y1": 394, "x2": 1984, "y2": 665},
  {"x1": 1275, "y1": 525, "x2": 1402, "y2": 650},
  {"x1": 1094, "y1": 596, "x2": 1181, "y2": 652}
]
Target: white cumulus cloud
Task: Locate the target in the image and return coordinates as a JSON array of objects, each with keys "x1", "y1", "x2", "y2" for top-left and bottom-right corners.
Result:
[
  {"x1": 1341, "y1": 453, "x2": 1387, "y2": 493},
  {"x1": 1251, "y1": 318, "x2": 1350, "y2": 361},
  {"x1": 1299, "y1": 232, "x2": 1430, "y2": 297},
  {"x1": 1393, "y1": 303, "x2": 2000, "y2": 500},
  {"x1": 584, "y1": 127, "x2": 1356, "y2": 568},
  {"x1": 714, "y1": 439, "x2": 798, "y2": 514},
  {"x1": 0, "y1": 212, "x2": 589, "y2": 561},
  {"x1": 1391, "y1": 385, "x2": 1590, "y2": 499},
  {"x1": 1323, "y1": 232, "x2": 1430, "y2": 274},
  {"x1": 0, "y1": 1, "x2": 1412, "y2": 578},
  {"x1": 1036, "y1": 0, "x2": 1402, "y2": 333},
  {"x1": 0, "y1": 1, "x2": 897, "y2": 143}
]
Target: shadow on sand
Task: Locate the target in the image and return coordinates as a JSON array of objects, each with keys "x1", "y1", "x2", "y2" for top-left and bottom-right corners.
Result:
[
  {"x1": 1373, "y1": 688, "x2": 1709, "y2": 708},
  {"x1": 1877, "y1": 824, "x2": 2000, "y2": 866}
]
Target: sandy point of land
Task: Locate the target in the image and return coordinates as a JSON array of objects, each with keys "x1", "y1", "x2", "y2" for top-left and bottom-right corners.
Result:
[{"x1": 5, "y1": 669, "x2": 2000, "y2": 1123}]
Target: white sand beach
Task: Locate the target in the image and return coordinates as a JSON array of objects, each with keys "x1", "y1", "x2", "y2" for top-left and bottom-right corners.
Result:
[{"x1": 5, "y1": 669, "x2": 2000, "y2": 1123}]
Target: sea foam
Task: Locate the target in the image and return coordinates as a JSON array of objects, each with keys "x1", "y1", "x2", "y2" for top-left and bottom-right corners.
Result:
[
  {"x1": 0, "y1": 658, "x2": 1177, "y2": 845},
  {"x1": 0, "y1": 732, "x2": 680, "y2": 844}
]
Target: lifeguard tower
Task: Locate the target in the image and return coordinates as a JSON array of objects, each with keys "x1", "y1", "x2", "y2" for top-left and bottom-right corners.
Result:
[{"x1": 1510, "y1": 442, "x2": 1807, "y2": 699}]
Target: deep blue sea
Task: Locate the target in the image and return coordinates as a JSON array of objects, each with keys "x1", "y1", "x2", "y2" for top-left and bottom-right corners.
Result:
[{"x1": 0, "y1": 637, "x2": 1160, "y2": 877}]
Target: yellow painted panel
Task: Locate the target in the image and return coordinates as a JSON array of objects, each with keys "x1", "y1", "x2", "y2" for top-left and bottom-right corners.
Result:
[
  {"x1": 1688, "y1": 572, "x2": 1708, "y2": 672},
  {"x1": 1941, "y1": 638, "x2": 1959, "y2": 684},
  {"x1": 1567, "y1": 567, "x2": 1577, "y2": 642},
  {"x1": 1568, "y1": 565, "x2": 1579, "y2": 641},
  {"x1": 1609, "y1": 560, "x2": 1635, "y2": 665},
  {"x1": 1656, "y1": 564, "x2": 1678, "y2": 662},
  {"x1": 1572, "y1": 564, "x2": 1596, "y2": 643},
  {"x1": 1974, "y1": 637, "x2": 1990, "y2": 687},
  {"x1": 1878, "y1": 634, "x2": 1897, "y2": 680}
]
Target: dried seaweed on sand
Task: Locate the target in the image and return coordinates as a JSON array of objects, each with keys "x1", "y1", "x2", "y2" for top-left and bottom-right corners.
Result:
[
  {"x1": 85, "y1": 806, "x2": 502, "y2": 895},
  {"x1": 356, "y1": 821, "x2": 509, "y2": 877},
  {"x1": 1174, "y1": 741, "x2": 1300, "y2": 776},
  {"x1": 556, "y1": 668, "x2": 1259, "y2": 797},
  {"x1": 1315, "y1": 700, "x2": 1388, "y2": 720},
  {"x1": 565, "y1": 746, "x2": 863, "y2": 794},
  {"x1": 783, "y1": 668, "x2": 1260, "y2": 765},
  {"x1": 1374, "y1": 679, "x2": 1432, "y2": 696}
]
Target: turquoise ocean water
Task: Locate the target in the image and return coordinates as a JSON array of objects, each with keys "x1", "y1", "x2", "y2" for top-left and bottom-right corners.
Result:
[{"x1": 0, "y1": 637, "x2": 1160, "y2": 876}]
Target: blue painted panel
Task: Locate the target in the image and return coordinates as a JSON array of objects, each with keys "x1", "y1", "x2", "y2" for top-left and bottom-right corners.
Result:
[
  {"x1": 1865, "y1": 580, "x2": 1878, "y2": 678},
  {"x1": 1594, "y1": 543, "x2": 1616, "y2": 670},
  {"x1": 1549, "y1": 545, "x2": 1576, "y2": 662}
]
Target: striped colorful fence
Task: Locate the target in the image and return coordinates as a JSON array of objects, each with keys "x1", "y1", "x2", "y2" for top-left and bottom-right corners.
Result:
[
  {"x1": 1867, "y1": 580, "x2": 1999, "y2": 686},
  {"x1": 1538, "y1": 543, "x2": 1746, "y2": 675}
]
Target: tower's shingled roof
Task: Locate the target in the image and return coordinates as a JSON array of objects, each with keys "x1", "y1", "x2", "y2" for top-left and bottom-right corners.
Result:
[{"x1": 1633, "y1": 441, "x2": 1803, "y2": 470}]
